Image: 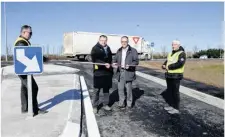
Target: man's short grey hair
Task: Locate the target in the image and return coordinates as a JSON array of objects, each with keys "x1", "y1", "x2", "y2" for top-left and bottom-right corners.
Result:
[
  {"x1": 21, "y1": 25, "x2": 32, "y2": 32},
  {"x1": 172, "y1": 40, "x2": 181, "y2": 45}
]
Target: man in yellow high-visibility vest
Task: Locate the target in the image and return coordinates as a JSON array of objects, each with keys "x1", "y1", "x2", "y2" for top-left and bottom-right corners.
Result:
[
  {"x1": 161, "y1": 40, "x2": 186, "y2": 114},
  {"x1": 14, "y1": 25, "x2": 48, "y2": 116}
]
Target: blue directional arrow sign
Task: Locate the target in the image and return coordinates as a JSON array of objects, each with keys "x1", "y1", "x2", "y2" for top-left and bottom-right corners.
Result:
[
  {"x1": 151, "y1": 42, "x2": 154, "y2": 47},
  {"x1": 14, "y1": 46, "x2": 43, "y2": 75}
]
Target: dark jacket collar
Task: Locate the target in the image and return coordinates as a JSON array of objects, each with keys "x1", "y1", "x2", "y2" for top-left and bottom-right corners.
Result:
[
  {"x1": 172, "y1": 46, "x2": 184, "y2": 54},
  {"x1": 18, "y1": 35, "x2": 31, "y2": 45},
  {"x1": 19, "y1": 35, "x2": 29, "y2": 41},
  {"x1": 118, "y1": 45, "x2": 132, "y2": 52},
  {"x1": 95, "y1": 42, "x2": 108, "y2": 49}
]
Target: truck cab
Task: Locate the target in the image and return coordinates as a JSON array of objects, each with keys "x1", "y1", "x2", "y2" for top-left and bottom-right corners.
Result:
[{"x1": 138, "y1": 40, "x2": 151, "y2": 60}]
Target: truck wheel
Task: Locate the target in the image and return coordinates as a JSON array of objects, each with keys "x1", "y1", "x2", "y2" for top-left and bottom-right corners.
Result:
[
  {"x1": 77, "y1": 55, "x2": 80, "y2": 60},
  {"x1": 145, "y1": 54, "x2": 148, "y2": 60},
  {"x1": 85, "y1": 55, "x2": 92, "y2": 62},
  {"x1": 78, "y1": 56, "x2": 85, "y2": 61}
]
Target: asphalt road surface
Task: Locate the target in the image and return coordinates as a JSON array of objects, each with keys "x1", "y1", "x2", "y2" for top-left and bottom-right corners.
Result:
[{"x1": 53, "y1": 61, "x2": 224, "y2": 137}]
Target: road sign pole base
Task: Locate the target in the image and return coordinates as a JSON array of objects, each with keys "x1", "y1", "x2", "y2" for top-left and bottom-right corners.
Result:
[
  {"x1": 26, "y1": 115, "x2": 35, "y2": 120},
  {"x1": 27, "y1": 75, "x2": 34, "y2": 117}
]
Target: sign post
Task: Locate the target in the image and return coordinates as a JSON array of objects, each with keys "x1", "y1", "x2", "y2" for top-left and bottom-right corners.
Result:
[
  {"x1": 14, "y1": 46, "x2": 43, "y2": 117},
  {"x1": 27, "y1": 75, "x2": 33, "y2": 117}
]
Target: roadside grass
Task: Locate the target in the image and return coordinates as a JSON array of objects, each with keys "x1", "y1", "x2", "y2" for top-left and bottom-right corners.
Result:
[{"x1": 140, "y1": 60, "x2": 224, "y2": 88}]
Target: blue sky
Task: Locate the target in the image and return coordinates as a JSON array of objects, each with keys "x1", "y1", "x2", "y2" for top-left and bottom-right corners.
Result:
[{"x1": 1, "y1": 2, "x2": 224, "y2": 55}]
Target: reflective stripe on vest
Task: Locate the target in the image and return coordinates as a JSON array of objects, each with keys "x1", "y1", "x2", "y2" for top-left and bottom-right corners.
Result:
[
  {"x1": 166, "y1": 51, "x2": 185, "y2": 74},
  {"x1": 14, "y1": 37, "x2": 30, "y2": 46},
  {"x1": 95, "y1": 65, "x2": 98, "y2": 70}
]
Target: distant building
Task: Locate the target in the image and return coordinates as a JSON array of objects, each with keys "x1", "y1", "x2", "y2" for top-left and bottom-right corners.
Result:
[{"x1": 199, "y1": 55, "x2": 208, "y2": 59}]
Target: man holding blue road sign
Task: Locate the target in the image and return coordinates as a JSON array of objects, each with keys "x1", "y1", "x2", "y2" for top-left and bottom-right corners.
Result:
[{"x1": 14, "y1": 25, "x2": 48, "y2": 116}]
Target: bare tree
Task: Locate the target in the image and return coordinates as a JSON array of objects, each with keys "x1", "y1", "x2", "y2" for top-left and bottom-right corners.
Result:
[
  {"x1": 218, "y1": 44, "x2": 223, "y2": 58},
  {"x1": 43, "y1": 46, "x2": 45, "y2": 55},
  {"x1": 193, "y1": 45, "x2": 198, "y2": 53},
  {"x1": 7, "y1": 45, "x2": 12, "y2": 55},
  {"x1": 47, "y1": 45, "x2": 49, "y2": 56},
  {"x1": 182, "y1": 45, "x2": 187, "y2": 54},
  {"x1": 53, "y1": 46, "x2": 55, "y2": 55},
  {"x1": 161, "y1": 45, "x2": 167, "y2": 58},
  {"x1": 61, "y1": 45, "x2": 64, "y2": 56}
]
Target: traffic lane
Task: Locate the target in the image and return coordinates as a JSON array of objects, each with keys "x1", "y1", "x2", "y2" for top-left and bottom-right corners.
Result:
[
  {"x1": 137, "y1": 66, "x2": 224, "y2": 99},
  {"x1": 55, "y1": 63, "x2": 224, "y2": 137}
]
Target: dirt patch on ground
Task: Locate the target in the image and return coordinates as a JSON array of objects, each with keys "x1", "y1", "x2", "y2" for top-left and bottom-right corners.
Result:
[{"x1": 140, "y1": 59, "x2": 224, "y2": 88}]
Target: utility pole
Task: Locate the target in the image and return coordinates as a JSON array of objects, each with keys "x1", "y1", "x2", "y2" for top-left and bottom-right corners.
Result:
[{"x1": 4, "y1": 2, "x2": 8, "y2": 61}]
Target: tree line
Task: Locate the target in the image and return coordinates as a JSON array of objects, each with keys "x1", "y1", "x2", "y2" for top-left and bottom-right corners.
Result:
[
  {"x1": 158, "y1": 45, "x2": 224, "y2": 59},
  {"x1": 193, "y1": 48, "x2": 224, "y2": 58}
]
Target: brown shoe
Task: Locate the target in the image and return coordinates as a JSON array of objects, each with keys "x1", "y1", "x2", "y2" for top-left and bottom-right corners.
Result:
[
  {"x1": 117, "y1": 104, "x2": 126, "y2": 110},
  {"x1": 103, "y1": 105, "x2": 112, "y2": 111},
  {"x1": 93, "y1": 108, "x2": 98, "y2": 114}
]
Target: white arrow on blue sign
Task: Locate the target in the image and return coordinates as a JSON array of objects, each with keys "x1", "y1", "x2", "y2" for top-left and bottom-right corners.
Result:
[{"x1": 14, "y1": 46, "x2": 43, "y2": 75}]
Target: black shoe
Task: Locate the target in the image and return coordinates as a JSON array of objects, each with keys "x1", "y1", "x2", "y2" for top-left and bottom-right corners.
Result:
[
  {"x1": 33, "y1": 109, "x2": 48, "y2": 116},
  {"x1": 38, "y1": 109, "x2": 48, "y2": 114},
  {"x1": 33, "y1": 113, "x2": 38, "y2": 117}
]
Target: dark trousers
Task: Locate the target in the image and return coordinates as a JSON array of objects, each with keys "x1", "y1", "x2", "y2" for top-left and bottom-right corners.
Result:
[
  {"x1": 163, "y1": 78, "x2": 181, "y2": 110},
  {"x1": 18, "y1": 75, "x2": 39, "y2": 114},
  {"x1": 93, "y1": 87, "x2": 110, "y2": 108}
]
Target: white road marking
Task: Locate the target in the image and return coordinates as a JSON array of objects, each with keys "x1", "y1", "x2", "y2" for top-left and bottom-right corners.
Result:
[
  {"x1": 80, "y1": 76, "x2": 101, "y2": 137},
  {"x1": 59, "y1": 74, "x2": 81, "y2": 137},
  {"x1": 136, "y1": 71, "x2": 224, "y2": 110},
  {"x1": 60, "y1": 122, "x2": 80, "y2": 137}
]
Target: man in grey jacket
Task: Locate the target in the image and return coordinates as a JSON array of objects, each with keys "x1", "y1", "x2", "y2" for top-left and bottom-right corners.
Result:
[{"x1": 113, "y1": 36, "x2": 139, "y2": 109}]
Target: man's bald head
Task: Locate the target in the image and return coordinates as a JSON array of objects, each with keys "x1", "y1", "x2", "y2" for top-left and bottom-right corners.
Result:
[{"x1": 172, "y1": 40, "x2": 181, "y2": 51}]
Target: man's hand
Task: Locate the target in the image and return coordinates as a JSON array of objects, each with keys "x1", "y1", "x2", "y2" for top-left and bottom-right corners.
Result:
[
  {"x1": 112, "y1": 63, "x2": 118, "y2": 68},
  {"x1": 125, "y1": 64, "x2": 129, "y2": 69},
  {"x1": 105, "y1": 63, "x2": 110, "y2": 69},
  {"x1": 166, "y1": 65, "x2": 169, "y2": 70},
  {"x1": 162, "y1": 65, "x2": 166, "y2": 69}
]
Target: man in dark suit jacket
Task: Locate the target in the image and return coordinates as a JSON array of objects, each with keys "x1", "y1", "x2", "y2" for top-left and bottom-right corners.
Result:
[
  {"x1": 14, "y1": 25, "x2": 48, "y2": 117},
  {"x1": 91, "y1": 35, "x2": 113, "y2": 114}
]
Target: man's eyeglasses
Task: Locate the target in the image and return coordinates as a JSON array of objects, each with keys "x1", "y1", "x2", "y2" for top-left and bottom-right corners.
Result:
[{"x1": 121, "y1": 41, "x2": 128, "y2": 43}]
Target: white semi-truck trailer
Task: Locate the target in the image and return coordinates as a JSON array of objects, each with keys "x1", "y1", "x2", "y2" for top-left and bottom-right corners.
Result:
[{"x1": 63, "y1": 31, "x2": 151, "y2": 61}]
